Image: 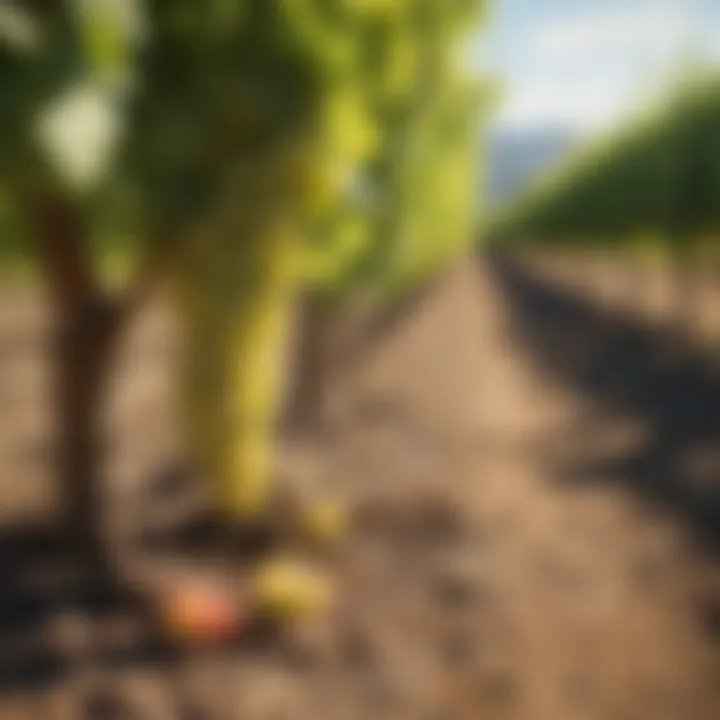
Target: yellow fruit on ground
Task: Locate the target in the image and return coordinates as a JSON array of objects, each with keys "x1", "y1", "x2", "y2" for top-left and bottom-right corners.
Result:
[
  {"x1": 302, "y1": 499, "x2": 348, "y2": 544},
  {"x1": 252, "y1": 558, "x2": 333, "y2": 619}
]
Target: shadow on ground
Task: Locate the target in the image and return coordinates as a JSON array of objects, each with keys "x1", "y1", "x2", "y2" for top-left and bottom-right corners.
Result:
[
  {"x1": 489, "y1": 253, "x2": 720, "y2": 556},
  {"x1": 0, "y1": 522, "x2": 173, "y2": 696}
]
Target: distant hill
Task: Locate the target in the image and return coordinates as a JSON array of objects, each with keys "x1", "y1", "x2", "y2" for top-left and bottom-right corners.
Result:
[{"x1": 484, "y1": 125, "x2": 578, "y2": 206}]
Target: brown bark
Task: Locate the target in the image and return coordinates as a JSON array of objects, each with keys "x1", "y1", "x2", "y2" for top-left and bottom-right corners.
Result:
[
  {"x1": 29, "y1": 197, "x2": 127, "y2": 575},
  {"x1": 285, "y1": 292, "x2": 335, "y2": 434},
  {"x1": 53, "y1": 298, "x2": 121, "y2": 568},
  {"x1": 33, "y1": 198, "x2": 97, "y2": 306},
  {"x1": 669, "y1": 251, "x2": 695, "y2": 334}
]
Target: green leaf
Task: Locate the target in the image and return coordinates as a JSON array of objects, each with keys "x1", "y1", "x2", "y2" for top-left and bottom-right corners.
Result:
[{"x1": 73, "y1": 0, "x2": 147, "y2": 86}]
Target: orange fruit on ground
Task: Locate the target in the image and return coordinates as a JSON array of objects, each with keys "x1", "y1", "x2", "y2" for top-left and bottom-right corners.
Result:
[{"x1": 162, "y1": 583, "x2": 242, "y2": 643}]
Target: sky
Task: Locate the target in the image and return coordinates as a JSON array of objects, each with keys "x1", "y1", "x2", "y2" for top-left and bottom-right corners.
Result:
[{"x1": 472, "y1": 0, "x2": 720, "y2": 135}]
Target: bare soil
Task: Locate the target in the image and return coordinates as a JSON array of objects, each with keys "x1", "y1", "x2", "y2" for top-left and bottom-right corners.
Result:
[{"x1": 0, "y1": 252, "x2": 717, "y2": 719}]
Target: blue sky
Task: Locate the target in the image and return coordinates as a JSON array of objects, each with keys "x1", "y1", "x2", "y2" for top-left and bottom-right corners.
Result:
[{"x1": 472, "y1": 0, "x2": 720, "y2": 134}]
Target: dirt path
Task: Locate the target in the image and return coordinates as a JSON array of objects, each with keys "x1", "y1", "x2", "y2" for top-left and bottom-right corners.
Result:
[
  {"x1": 263, "y1": 255, "x2": 718, "y2": 719},
  {"x1": 0, "y1": 254, "x2": 717, "y2": 718},
  {"x1": 463, "y1": 257, "x2": 719, "y2": 719}
]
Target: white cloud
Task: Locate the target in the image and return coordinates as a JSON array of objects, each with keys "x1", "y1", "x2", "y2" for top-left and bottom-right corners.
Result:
[
  {"x1": 494, "y1": 71, "x2": 634, "y2": 131},
  {"x1": 490, "y1": 1, "x2": 710, "y2": 133},
  {"x1": 534, "y1": 3, "x2": 691, "y2": 64}
]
